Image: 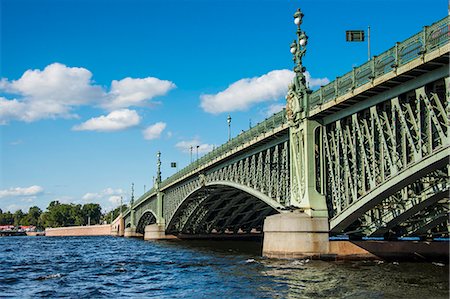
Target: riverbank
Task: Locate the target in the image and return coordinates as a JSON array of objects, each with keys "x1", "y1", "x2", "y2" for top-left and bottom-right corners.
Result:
[
  {"x1": 45, "y1": 224, "x2": 111, "y2": 237},
  {"x1": 0, "y1": 231, "x2": 26, "y2": 237}
]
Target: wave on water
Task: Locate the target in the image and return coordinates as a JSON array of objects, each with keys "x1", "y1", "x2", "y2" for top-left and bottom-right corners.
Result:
[{"x1": 36, "y1": 273, "x2": 62, "y2": 280}]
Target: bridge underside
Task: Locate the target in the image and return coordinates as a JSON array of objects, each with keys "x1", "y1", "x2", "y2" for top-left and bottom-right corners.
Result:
[
  {"x1": 136, "y1": 211, "x2": 157, "y2": 235},
  {"x1": 167, "y1": 185, "x2": 279, "y2": 237}
]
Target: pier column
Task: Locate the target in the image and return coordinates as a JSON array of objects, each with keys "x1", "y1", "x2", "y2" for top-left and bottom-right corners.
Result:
[
  {"x1": 110, "y1": 213, "x2": 125, "y2": 237},
  {"x1": 124, "y1": 227, "x2": 143, "y2": 238},
  {"x1": 262, "y1": 212, "x2": 329, "y2": 258},
  {"x1": 144, "y1": 222, "x2": 176, "y2": 240}
]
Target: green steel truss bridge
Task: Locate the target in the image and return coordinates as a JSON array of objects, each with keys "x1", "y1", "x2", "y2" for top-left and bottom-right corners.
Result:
[{"x1": 116, "y1": 15, "x2": 449, "y2": 248}]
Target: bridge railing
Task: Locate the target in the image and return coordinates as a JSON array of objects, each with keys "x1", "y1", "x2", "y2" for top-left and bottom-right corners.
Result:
[
  {"x1": 159, "y1": 109, "x2": 288, "y2": 189},
  {"x1": 130, "y1": 108, "x2": 288, "y2": 209},
  {"x1": 309, "y1": 16, "x2": 449, "y2": 111}
]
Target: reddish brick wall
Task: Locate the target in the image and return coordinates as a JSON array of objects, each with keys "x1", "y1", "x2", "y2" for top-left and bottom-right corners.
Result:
[{"x1": 45, "y1": 225, "x2": 112, "y2": 237}]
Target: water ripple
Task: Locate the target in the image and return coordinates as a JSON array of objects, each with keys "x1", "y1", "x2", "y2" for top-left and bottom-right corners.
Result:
[{"x1": 0, "y1": 236, "x2": 448, "y2": 298}]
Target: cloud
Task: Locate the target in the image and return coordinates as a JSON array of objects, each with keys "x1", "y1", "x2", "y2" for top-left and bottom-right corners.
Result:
[
  {"x1": 200, "y1": 69, "x2": 329, "y2": 114},
  {"x1": 175, "y1": 137, "x2": 215, "y2": 154},
  {"x1": 81, "y1": 192, "x2": 102, "y2": 201},
  {"x1": 82, "y1": 188, "x2": 125, "y2": 202},
  {"x1": 108, "y1": 195, "x2": 122, "y2": 205},
  {"x1": 82, "y1": 188, "x2": 125, "y2": 210},
  {"x1": 0, "y1": 63, "x2": 103, "y2": 122},
  {"x1": 264, "y1": 103, "x2": 285, "y2": 116},
  {"x1": 0, "y1": 185, "x2": 44, "y2": 198},
  {"x1": 72, "y1": 109, "x2": 140, "y2": 132},
  {"x1": 305, "y1": 71, "x2": 330, "y2": 88},
  {"x1": 0, "y1": 63, "x2": 175, "y2": 124},
  {"x1": 104, "y1": 78, "x2": 176, "y2": 110},
  {"x1": 143, "y1": 122, "x2": 167, "y2": 140}
]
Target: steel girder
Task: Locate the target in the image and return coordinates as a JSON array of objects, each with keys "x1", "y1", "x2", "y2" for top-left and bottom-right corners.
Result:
[
  {"x1": 361, "y1": 167, "x2": 449, "y2": 237},
  {"x1": 326, "y1": 78, "x2": 449, "y2": 236}
]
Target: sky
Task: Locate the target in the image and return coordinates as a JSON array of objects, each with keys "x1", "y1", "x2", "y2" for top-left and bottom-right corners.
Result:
[{"x1": 0, "y1": 0, "x2": 447, "y2": 213}]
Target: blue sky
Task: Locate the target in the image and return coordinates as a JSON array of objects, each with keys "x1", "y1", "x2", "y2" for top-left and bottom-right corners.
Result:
[{"x1": 0, "y1": 0, "x2": 447, "y2": 213}]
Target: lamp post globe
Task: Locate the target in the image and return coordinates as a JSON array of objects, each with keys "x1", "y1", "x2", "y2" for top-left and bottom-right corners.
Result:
[
  {"x1": 290, "y1": 41, "x2": 297, "y2": 54},
  {"x1": 227, "y1": 115, "x2": 232, "y2": 141},
  {"x1": 293, "y1": 9, "x2": 303, "y2": 25},
  {"x1": 299, "y1": 38, "x2": 307, "y2": 47}
]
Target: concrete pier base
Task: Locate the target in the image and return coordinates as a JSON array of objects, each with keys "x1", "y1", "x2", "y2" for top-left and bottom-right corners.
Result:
[
  {"x1": 124, "y1": 227, "x2": 143, "y2": 238},
  {"x1": 262, "y1": 212, "x2": 329, "y2": 259},
  {"x1": 144, "y1": 224, "x2": 176, "y2": 240}
]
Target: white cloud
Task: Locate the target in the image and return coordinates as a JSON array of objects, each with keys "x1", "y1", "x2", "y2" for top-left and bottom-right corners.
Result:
[
  {"x1": 81, "y1": 188, "x2": 126, "y2": 211},
  {"x1": 0, "y1": 63, "x2": 175, "y2": 124},
  {"x1": 0, "y1": 185, "x2": 44, "y2": 198},
  {"x1": 200, "y1": 69, "x2": 329, "y2": 114},
  {"x1": 0, "y1": 63, "x2": 103, "y2": 122},
  {"x1": 143, "y1": 122, "x2": 167, "y2": 140},
  {"x1": 175, "y1": 137, "x2": 215, "y2": 154},
  {"x1": 108, "y1": 195, "x2": 122, "y2": 205},
  {"x1": 265, "y1": 103, "x2": 285, "y2": 116},
  {"x1": 72, "y1": 109, "x2": 140, "y2": 132},
  {"x1": 81, "y1": 192, "x2": 102, "y2": 201},
  {"x1": 104, "y1": 77, "x2": 176, "y2": 110},
  {"x1": 305, "y1": 71, "x2": 330, "y2": 88},
  {"x1": 82, "y1": 188, "x2": 125, "y2": 203},
  {"x1": 0, "y1": 97, "x2": 29, "y2": 125}
]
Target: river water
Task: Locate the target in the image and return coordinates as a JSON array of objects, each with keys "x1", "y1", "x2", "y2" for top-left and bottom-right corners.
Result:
[{"x1": 0, "y1": 236, "x2": 448, "y2": 298}]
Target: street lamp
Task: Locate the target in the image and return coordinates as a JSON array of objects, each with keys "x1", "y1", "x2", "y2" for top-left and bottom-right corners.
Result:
[
  {"x1": 156, "y1": 151, "x2": 161, "y2": 184},
  {"x1": 196, "y1": 145, "x2": 199, "y2": 160},
  {"x1": 287, "y1": 8, "x2": 310, "y2": 116},
  {"x1": 293, "y1": 9, "x2": 303, "y2": 26},
  {"x1": 227, "y1": 114, "x2": 232, "y2": 141}
]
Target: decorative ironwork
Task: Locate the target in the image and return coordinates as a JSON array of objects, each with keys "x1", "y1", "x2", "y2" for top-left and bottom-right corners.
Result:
[{"x1": 326, "y1": 80, "x2": 449, "y2": 235}]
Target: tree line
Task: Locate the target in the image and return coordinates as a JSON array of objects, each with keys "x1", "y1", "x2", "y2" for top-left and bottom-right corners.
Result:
[{"x1": 0, "y1": 201, "x2": 128, "y2": 229}]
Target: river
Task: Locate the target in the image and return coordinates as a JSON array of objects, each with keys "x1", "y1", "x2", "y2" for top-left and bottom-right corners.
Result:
[{"x1": 0, "y1": 236, "x2": 448, "y2": 298}]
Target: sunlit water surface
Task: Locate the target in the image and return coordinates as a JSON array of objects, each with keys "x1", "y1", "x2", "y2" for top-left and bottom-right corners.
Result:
[{"x1": 0, "y1": 236, "x2": 448, "y2": 298}]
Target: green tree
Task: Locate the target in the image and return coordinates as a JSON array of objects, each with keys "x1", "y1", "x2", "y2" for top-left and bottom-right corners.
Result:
[
  {"x1": 0, "y1": 211, "x2": 14, "y2": 225},
  {"x1": 22, "y1": 206, "x2": 42, "y2": 227},
  {"x1": 13, "y1": 210, "x2": 24, "y2": 226},
  {"x1": 82, "y1": 203, "x2": 102, "y2": 225}
]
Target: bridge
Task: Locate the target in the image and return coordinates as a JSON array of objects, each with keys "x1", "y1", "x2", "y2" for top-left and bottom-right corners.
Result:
[{"x1": 112, "y1": 11, "x2": 449, "y2": 258}]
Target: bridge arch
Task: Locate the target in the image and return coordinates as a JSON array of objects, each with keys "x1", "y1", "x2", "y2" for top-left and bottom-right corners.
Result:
[
  {"x1": 136, "y1": 210, "x2": 157, "y2": 234},
  {"x1": 330, "y1": 147, "x2": 449, "y2": 233},
  {"x1": 166, "y1": 181, "x2": 281, "y2": 236}
]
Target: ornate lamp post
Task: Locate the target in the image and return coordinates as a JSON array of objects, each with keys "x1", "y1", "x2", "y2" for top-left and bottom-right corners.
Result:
[
  {"x1": 286, "y1": 8, "x2": 310, "y2": 125},
  {"x1": 227, "y1": 114, "x2": 232, "y2": 141},
  {"x1": 284, "y1": 8, "x2": 328, "y2": 218},
  {"x1": 130, "y1": 183, "x2": 135, "y2": 207},
  {"x1": 156, "y1": 151, "x2": 162, "y2": 184}
]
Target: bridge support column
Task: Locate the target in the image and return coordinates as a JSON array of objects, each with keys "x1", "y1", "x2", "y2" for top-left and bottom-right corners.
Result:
[
  {"x1": 262, "y1": 212, "x2": 329, "y2": 259},
  {"x1": 144, "y1": 223, "x2": 176, "y2": 240},
  {"x1": 124, "y1": 227, "x2": 143, "y2": 238},
  {"x1": 110, "y1": 213, "x2": 125, "y2": 237},
  {"x1": 289, "y1": 119, "x2": 328, "y2": 217}
]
